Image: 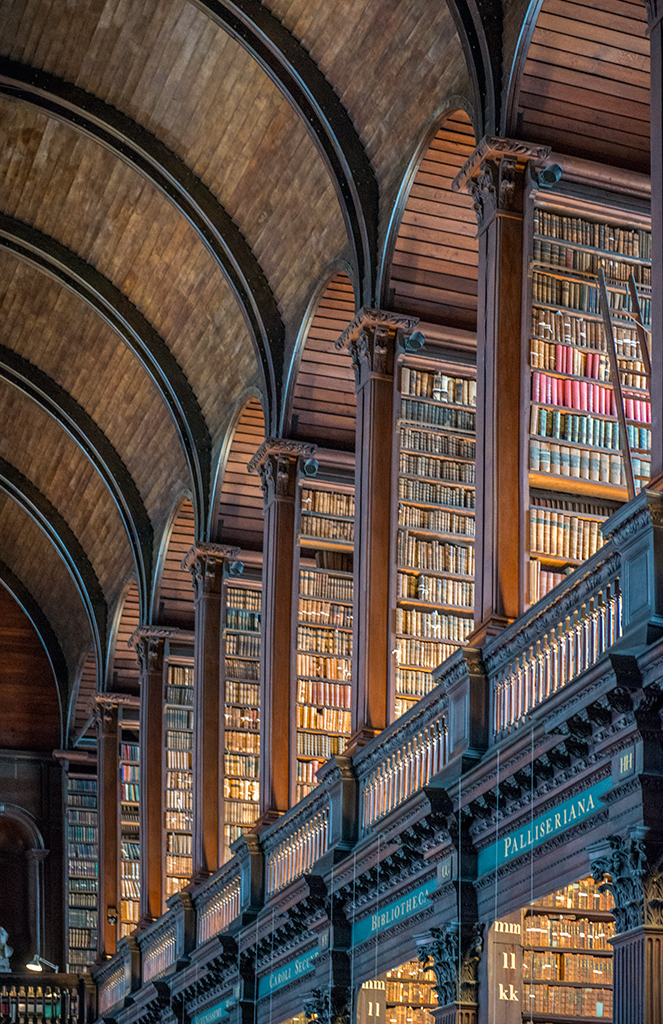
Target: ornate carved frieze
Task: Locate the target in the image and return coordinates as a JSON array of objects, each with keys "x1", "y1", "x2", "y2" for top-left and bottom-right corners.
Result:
[
  {"x1": 181, "y1": 542, "x2": 240, "y2": 599},
  {"x1": 247, "y1": 438, "x2": 317, "y2": 509},
  {"x1": 590, "y1": 829, "x2": 663, "y2": 933},
  {"x1": 416, "y1": 922, "x2": 483, "y2": 1006},
  {"x1": 334, "y1": 308, "x2": 419, "y2": 387}
]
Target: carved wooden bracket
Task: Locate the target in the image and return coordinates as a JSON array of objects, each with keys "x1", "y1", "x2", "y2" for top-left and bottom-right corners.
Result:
[
  {"x1": 181, "y1": 542, "x2": 241, "y2": 599},
  {"x1": 452, "y1": 136, "x2": 550, "y2": 231},
  {"x1": 334, "y1": 308, "x2": 419, "y2": 388},
  {"x1": 247, "y1": 438, "x2": 317, "y2": 509},
  {"x1": 590, "y1": 827, "x2": 663, "y2": 933}
]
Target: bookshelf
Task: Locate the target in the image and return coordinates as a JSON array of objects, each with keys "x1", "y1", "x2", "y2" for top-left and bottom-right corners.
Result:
[
  {"x1": 523, "y1": 876, "x2": 614, "y2": 1020},
  {"x1": 118, "y1": 710, "x2": 140, "y2": 937},
  {"x1": 295, "y1": 475, "x2": 354, "y2": 802},
  {"x1": 222, "y1": 568, "x2": 261, "y2": 861},
  {"x1": 526, "y1": 203, "x2": 651, "y2": 605},
  {"x1": 65, "y1": 769, "x2": 99, "y2": 972},
  {"x1": 392, "y1": 362, "x2": 476, "y2": 717},
  {"x1": 385, "y1": 959, "x2": 437, "y2": 1024},
  {"x1": 163, "y1": 658, "x2": 194, "y2": 902}
]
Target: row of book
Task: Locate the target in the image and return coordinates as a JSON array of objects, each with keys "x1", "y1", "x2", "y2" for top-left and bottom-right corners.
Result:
[
  {"x1": 224, "y1": 778, "x2": 259, "y2": 801},
  {"x1": 166, "y1": 770, "x2": 192, "y2": 790},
  {"x1": 68, "y1": 794, "x2": 97, "y2": 808},
  {"x1": 395, "y1": 609, "x2": 473, "y2": 642},
  {"x1": 166, "y1": 790, "x2": 193, "y2": 810},
  {"x1": 401, "y1": 368, "x2": 476, "y2": 407},
  {"x1": 394, "y1": 696, "x2": 418, "y2": 718},
  {"x1": 68, "y1": 810, "x2": 97, "y2": 825},
  {"x1": 316, "y1": 550, "x2": 352, "y2": 571},
  {"x1": 530, "y1": 508, "x2": 604, "y2": 562},
  {"x1": 226, "y1": 609, "x2": 261, "y2": 632},
  {"x1": 69, "y1": 892, "x2": 97, "y2": 908},
  {"x1": 400, "y1": 398, "x2": 476, "y2": 432},
  {"x1": 226, "y1": 707, "x2": 259, "y2": 730},
  {"x1": 226, "y1": 634, "x2": 261, "y2": 657},
  {"x1": 397, "y1": 506, "x2": 475, "y2": 537},
  {"x1": 120, "y1": 743, "x2": 139, "y2": 762},
  {"x1": 165, "y1": 810, "x2": 193, "y2": 831},
  {"x1": 301, "y1": 513, "x2": 355, "y2": 542},
  {"x1": 530, "y1": 440, "x2": 622, "y2": 483},
  {"x1": 69, "y1": 778, "x2": 97, "y2": 792},
  {"x1": 384, "y1": 1008, "x2": 434, "y2": 1024},
  {"x1": 68, "y1": 825, "x2": 97, "y2": 842},
  {"x1": 533, "y1": 209, "x2": 651, "y2": 257},
  {"x1": 298, "y1": 598, "x2": 353, "y2": 627},
  {"x1": 397, "y1": 572, "x2": 475, "y2": 609},
  {"x1": 167, "y1": 832, "x2": 192, "y2": 854},
  {"x1": 120, "y1": 841, "x2": 139, "y2": 860},
  {"x1": 225, "y1": 730, "x2": 260, "y2": 754},
  {"x1": 532, "y1": 406, "x2": 651, "y2": 452},
  {"x1": 296, "y1": 705, "x2": 351, "y2": 734},
  {"x1": 395, "y1": 638, "x2": 458, "y2": 669},
  {"x1": 385, "y1": 982, "x2": 436, "y2": 1003},
  {"x1": 120, "y1": 900, "x2": 140, "y2": 923},
  {"x1": 532, "y1": 307, "x2": 642, "y2": 354},
  {"x1": 525, "y1": 916, "x2": 615, "y2": 949},
  {"x1": 167, "y1": 665, "x2": 194, "y2": 687},
  {"x1": 69, "y1": 878, "x2": 97, "y2": 892},
  {"x1": 297, "y1": 679, "x2": 352, "y2": 709},
  {"x1": 532, "y1": 238, "x2": 651, "y2": 284},
  {"x1": 532, "y1": 270, "x2": 651, "y2": 322},
  {"x1": 395, "y1": 669, "x2": 437, "y2": 698},
  {"x1": 398, "y1": 477, "x2": 475, "y2": 509},
  {"x1": 296, "y1": 653, "x2": 351, "y2": 681},
  {"x1": 297, "y1": 732, "x2": 345, "y2": 758},
  {"x1": 166, "y1": 854, "x2": 192, "y2": 875},
  {"x1": 226, "y1": 681, "x2": 260, "y2": 705},
  {"x1": 226, "y1": 657, "x2": 260, "y2": 681},
  {"x1": 69, "y1": 928, "x2": 94, "y2": 948},
  {"x1": 166, "y1": 876, "x2": 188, "y2": 896},
  {"x1": 529, "y1": 559, "x2": 569, "y2": 604},
  {"x1": 165, "y1": 708, "x2": 194, "y2": 730},
  {"x1": 297, "y1": 759, "x2": 322, "y2": 785},
  {"x1": 69, "y1": 844, "x2": 98, "y2": 859},
  {"x1": 225, "y1": 802, "x2": 259, "y2": 827},
  {"x1": 533, "y1": 371, "x2": 618, "y2": 415},
  {"x1": 166, "y1": 749, "x2": 192, "y2": 770},
  {"x1": 166, "y1": 730, "x2": 193, "y2": 750},
  {"x1": 399, "y1": 426, "x2": 476, "y2": 459},
  {"x1": 523, "y1": 984, "x2": 612, "y2": 1017},
  {"x1": 227, "y1": 587, "x2": 261, "y2": 611},
  {"x1": 531, "y1": 331, "x2": 645, "y2": 369},
  {"x1": 523, "y1": 951, "x2": 612, "y2": 983},
  {"x1": 121, "y1": 764, "x2": 139, "y2": 782},
  {"x1": 68, "y1": 859, "x2": 98, "y2": 878},
  {"x1": 297, "y1": 625, "x2": 352, "y2": 655},
  {"x1": 69, "y1": 909, "x2": 97, "y2": 928},
  {"x1": 301, "y1": 488, "x2": 355, "y2": 517},
  {"x1": 399, "y1": 452, "x2": 476, "y2": 483},
  {"x1": 225, "y1": 753, "x2": 259, "y2": 778},
  {"x1": 299, "y1": 569, "x2": 353, "y2": 602},
  {"x1": 398, "y1": 533, "x2": 475, "y2": 576},
  {"x1": 533, "y1": 879, "x2": 615, "y2": 911},
  {"x1": 68, "y1": 949, "x2": 97, "y2": 967},
  {"x1": 166, "y1": 684, "x2": 194, "y2": 706}
]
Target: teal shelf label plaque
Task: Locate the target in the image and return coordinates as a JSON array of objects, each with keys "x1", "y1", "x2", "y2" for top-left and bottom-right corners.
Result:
[
  {"x1": 191, "y1": 996, "x2": 236, "y2": 1024},
  {"x1": 257, "y1": 949, "x2": 317, "y2": 999},
  {"x1": 477, "y1": 777, "x2": 611, "y2": 877},
  {"x1": 352, "y1": 878, "x2": 437, "y2": 947}
]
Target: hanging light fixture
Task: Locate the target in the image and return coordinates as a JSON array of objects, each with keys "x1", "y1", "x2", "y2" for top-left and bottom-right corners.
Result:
[{"x1": 26, "y1": 954, "x2": 58, "y2": 973}]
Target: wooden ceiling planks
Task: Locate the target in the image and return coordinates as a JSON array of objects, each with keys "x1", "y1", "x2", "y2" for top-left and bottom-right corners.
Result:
[
  {"x1": 216, "y1": 398, "x2": 266, "y2": 552},
  {"x1": 0, "y1": 0, "x2": 347, "y2": 337},
  {"x1": 107, "y1": 581, "x2": 140, "y2": 695},
  {"x1": 155, "y1": 497, "x2": 196, "y2": 628},
  {"x1": 516, "y1": 0, "x2": 650, "y2": 171},
  {"x1": 386, "y1": 111, "x2": 478, "y2": 332},
  {"x1": 0, "y1": 584, "x2": 60, "y2": 751},
  {"x1": 289, "y1": 273, "x2": 356, "y2": 449},
  {"x1": 0, "y1": 493, "x2": 92, "y2": 678},
  {"x1": 71, "y1": 650, "x2": 97, "y2": 743},
  {"x1": 0, "y1": 251, "x2": 188, "y2": 537},
  {"x1": 0, "y1": 97, "x2": 256, "y2": 451}
]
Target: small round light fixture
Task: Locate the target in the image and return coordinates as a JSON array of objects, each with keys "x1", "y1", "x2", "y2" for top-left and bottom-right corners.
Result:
[
  {"x1": 303, "y1": 458, "x2": 319, "y2": 478},
  {"x1": 537, "y1": 164, "x2": 563, "y2": 189},
  {"x1": 403, "y1": 330, "x2": 426, "y2": 353}
]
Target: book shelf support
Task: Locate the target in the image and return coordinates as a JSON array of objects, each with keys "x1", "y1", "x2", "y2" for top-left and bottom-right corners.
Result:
[
  {"x1": 95, "y1": 700, "x2": 119, "y2": 956},
  {"x1": 646, "y1": 0, "x2": 663, "y2": 486}
]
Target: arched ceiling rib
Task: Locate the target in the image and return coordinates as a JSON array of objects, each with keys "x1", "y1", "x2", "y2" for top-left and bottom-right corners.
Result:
[
  {"x1": 0, "y1": 342, "x2": 152, "y2": 616},
  {"x1": 0, "y1": 56, "x2": 284, "y2": 420}
]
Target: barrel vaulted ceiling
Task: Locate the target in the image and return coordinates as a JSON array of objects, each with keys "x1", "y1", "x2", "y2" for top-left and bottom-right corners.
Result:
[{"x1": 0, "y1": 0, "x2": 652, "y2": 741}]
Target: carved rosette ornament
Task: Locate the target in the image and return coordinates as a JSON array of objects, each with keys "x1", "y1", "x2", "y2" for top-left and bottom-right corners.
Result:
[
  {"x1": 452, "y1": 137, "x2": 550, "y2": 232},
  {"x1": 590, "y1": 829, "x2": 663, "y2": 933},
  {"x1": 181, "y1": 542, "x2": 240, "y2": 600},
  {"x1": 334, "y1": 308, "x2": 419, "y2": 389},
  {"x1": 416, "y1": 922, "x2": 484, "y2": 1007},
  {"x1": 247, "y1": 438, "x2": 317, "y2": 509}
]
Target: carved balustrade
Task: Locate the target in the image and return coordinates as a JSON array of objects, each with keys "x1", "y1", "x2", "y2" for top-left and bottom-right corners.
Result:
[
  {"x1": 261, "y1": 790, "x2": 330, "y2": 897},
  {"x1": 194, "y1": 862, "x2": 242, "y2": 944},
  {"x1": 0, "y1": 975, "x2": 85, "y2": 1023},
  {"x1": 139, "y1": 918, "x2": 177, "y2": 984},
  {"x1": 95, "y1": 952, "x2": 130, "y2": 1016}
]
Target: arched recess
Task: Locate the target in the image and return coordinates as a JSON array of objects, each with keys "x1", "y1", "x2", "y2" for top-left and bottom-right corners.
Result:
[
  {"x1": 0, "y1": 584, "x2": 61, "y2": 752},
  {"x1": 215, "y1": 398, "x2": 266, "y2": 551},
  {"x1": 285, "y1": 272, "x2": 356, "y2": 449},
  {"x1": 0, "y1": 806, "x2": 45, "y2": 969},
  {"x1": 68, "y1": 650, "x2": 97, "y2": 747},
  {"x1": 506, "y1": 0, "x2": 649, "y2": 171},
  {"x1": 152, "y1": 498, "x2": 196, "y2": 629},
  {"x1": 383, "y1": 110, "x2": 479, "y2": 332},
  {"x1": 105, "y1": 581, "x2": 141, "y2": 695}
]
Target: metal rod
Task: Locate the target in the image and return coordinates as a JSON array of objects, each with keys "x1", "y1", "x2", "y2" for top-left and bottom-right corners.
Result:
[
  {"x1": 627, "y1": 273, "x2": 652, "y2": 379},
  {"x1": 598, "y1": 268, "x2": 636, "y2": 500}
]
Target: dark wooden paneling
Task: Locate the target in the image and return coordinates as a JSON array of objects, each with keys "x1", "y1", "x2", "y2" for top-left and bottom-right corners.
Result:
[
  {"x1": 387, "y1": 112, "x2": 478, "y2": 331},
  {"x1": 516, "y1": 0, "x2": 650, "y2": 171},
  {"x1": 290, "y1": 273, "x2": 356, "y2": 448},
  {"x1": 217, "y1": 398, "x2": 265, "y2": 550},
  {"x1": 108, "y1": 582, "x2": 140, "y2": 694},
  {"x1": 156, "y1": 498, "x2": 195, "y2": 627},
  {"x1": 0, "y1": 584, "x2": 60, "y2": 750}
]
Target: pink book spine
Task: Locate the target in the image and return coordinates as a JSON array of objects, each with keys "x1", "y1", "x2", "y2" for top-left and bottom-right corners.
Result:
[
  {"x1": 564, "y1": 379, "x2": 573, "y2": 408},
  {"x1": 555, "y1": 344, "x2": 564, "y2": 373},
  {"x1": 581, "y1": 380, "x2": 589, "y2": 412},
  {"x1": 532, "y1": 372, "x2": 540, "y2": 402},
  {"x1": 551, "y1": 375, "x2": 558, "y2": 406},
  {"x1": 572, "y1": 380, "x2": 581, "y2": 410}
]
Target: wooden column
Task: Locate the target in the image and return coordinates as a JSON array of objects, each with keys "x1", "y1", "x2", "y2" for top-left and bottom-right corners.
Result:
[
  {"x1": 453, "y1": 138, "x2": 549, "y2": 641},
  {"x1": 248, "y1": 439, "x2": 316, "y2": 816},
  {"x1": 183, "y1": 542, "x2": 240, "y2": 878},
  {"x1": 96, "y1": 699, "x2": 118, "y2": 956},
  {"x1": 645, "y1": 0, "x2": 663, "y2": 485},
  {"x1": 335, "y1": 309, "x2": 418, "y2": 748},
  {"x1": 131, "y1": 629, "x2": 166, "y2": 924}
]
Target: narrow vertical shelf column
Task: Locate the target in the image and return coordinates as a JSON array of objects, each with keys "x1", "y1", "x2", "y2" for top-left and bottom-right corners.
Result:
[
  {"x1": 248, "y1": 438, "x2": 316, "y2": 815},
  {"x1": 335, "y1": 309, "x2": 419, "y2": 748},
  {"x1": 453, "y1": 138, "x2": 550, "y2": 638},
  {"x1": 647, "y1": 0, "x2": 663, "y2": 485},
  {"x1": 183, "y1": 543, "x2": 240, "y2": 878},
  {"x1": 132, "y1": 629, "x2": 165, "y2": 925},
  {"x1": 95, "y1": 699, "x2": 119, "y2": 956}
]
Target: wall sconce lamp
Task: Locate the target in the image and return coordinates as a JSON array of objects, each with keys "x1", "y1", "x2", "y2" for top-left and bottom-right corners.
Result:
[{"x1": 26, "y1": 954, "x2": 59, "y2": 973}]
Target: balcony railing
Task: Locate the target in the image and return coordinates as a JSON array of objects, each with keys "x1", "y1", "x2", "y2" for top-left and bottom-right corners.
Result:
[
  {"x1": 141, "y1": 920, "x2": 177, "y2": 983},
  {"x1": 263, "y1": 791, "x2": 330, "y2": 898},
  {"x1": 96, "y1": 958, "x2": 127, "y2": 1016},
  {"x1": 195, "y1": 865, "x2": 242, "y2": 944},
  {"x1": 0, "y1": 975, "x2": 82, "y2": 1023}
]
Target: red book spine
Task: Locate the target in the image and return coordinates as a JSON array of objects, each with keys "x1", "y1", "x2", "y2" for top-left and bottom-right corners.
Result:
[
  {"x1": 551, "y1": 375, "x2": 558, "y2": 406},
  {"x1": 555, "y1": 344, "x2": 564, "y2": 373},
  {"x1": 564, "y1": 379, "x2": 573, "y2": 408},
  {"x1": 580, "y1": 380, "x2": 589, "y2": 412},
  {"x1": 572, "y1": 380, "x2": 581, "y2": 410},
  {"x1": 532, "y1": 372, "x2": 540, "y2": 402}
]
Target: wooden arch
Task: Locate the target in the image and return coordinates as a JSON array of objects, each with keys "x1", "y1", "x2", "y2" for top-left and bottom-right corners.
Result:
[
  {"x1": 215, "y1": 397, "x2": 266, "y2": 551},
  {"x1": 152, "y1": 498, "x2": 196, "y2": 629}
]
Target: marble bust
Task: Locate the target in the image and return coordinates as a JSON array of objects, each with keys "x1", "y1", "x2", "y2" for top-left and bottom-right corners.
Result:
[{"x1": 0, "y1": 928, "x2": 12, "y2": 972}]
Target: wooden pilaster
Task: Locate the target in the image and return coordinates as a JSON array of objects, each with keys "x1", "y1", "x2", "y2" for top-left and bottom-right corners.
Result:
[
  {"x1": 453, "y1": 138, "x2": 550, "y2": 640},
  {"x1": 335, "y1": 309, "x2": 419, "y2": 747},
  {"x1": 645, "y1": 0, "x2": 663, "y2": 484},
  {"x1": 183, "y1": 543, "x2": 240, "y2": 877},
  {"x1": 96, "y1": 699, "x2": 119, "y2": 956},
  {"x1": 131, "y1": 629, "x2": 166, "y2": 924},
  {"x1": 248, "y1": 438, "x2": 316, "y2": 814}
]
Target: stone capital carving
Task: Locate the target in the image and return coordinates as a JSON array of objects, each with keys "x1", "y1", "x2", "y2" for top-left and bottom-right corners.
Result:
[
  {"x1": 590, "y1": 828, "x2": 663, "y2": 932},
  {"x1": 334, "y1": 308, "x2": 419, "y2": 388},
  {"x1": 453, "y1": 136, "x2": 550, "y2": 231},
  {"x1": 304, "y1": 987, "x2": 351, "y2": 1024},
  {"x1": 131, "y1": 631, "x2": 166, "y2": 676},
  {"x1": 181, "y1": 542, "x2": 240, "y2": 600},
  {"x1": 416, "y1": 921, "x2": 483, "y2": 1007},
  {"x1": 247, "y1": 438, "x2": 317, "y2": 509}
]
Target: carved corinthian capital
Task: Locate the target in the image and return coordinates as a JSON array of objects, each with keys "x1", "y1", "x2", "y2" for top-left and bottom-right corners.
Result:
[
  {"x1": 590, "y1": 828, "x2": 663, "y2": 933},
  {"x1": 335, "y1": 308, "x2": 419, "y2": 388},
  {"x1": 416, "y1": 921, "x2": 484, "y2": 1007},
  {"x1": 452, "y1": 136, "x2": 550, "y2": 231},
  {"x1": 247, "y1": 438, "x2": 317, "y2": 509},
  {"x1": 181, "y1": 542, "x2": 240, "y2": 599}
]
